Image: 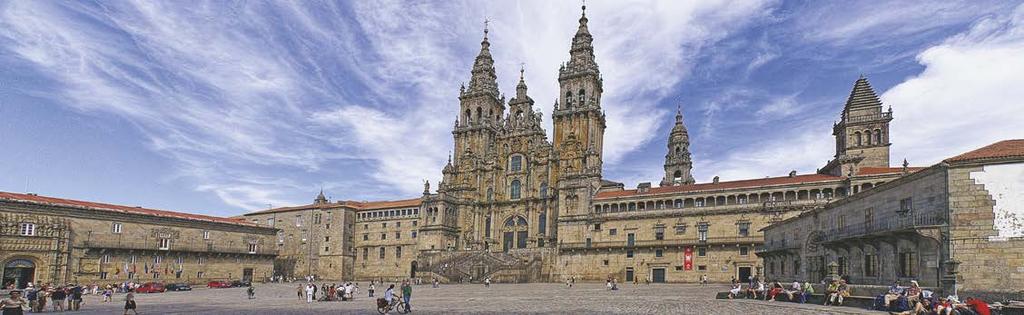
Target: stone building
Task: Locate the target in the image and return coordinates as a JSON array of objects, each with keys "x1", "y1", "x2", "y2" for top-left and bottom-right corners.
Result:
[
  {"x1": 237, "y1": 5, "x2": 946, "y2": 285},
  {"x1": 759, "y1": 140, "x2": 1024, "y2": 299},
  {"x1": 1, "y1": 192, "x2": 277, "y2": 289}
]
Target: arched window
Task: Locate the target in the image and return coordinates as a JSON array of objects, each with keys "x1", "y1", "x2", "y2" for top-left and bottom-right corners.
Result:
[
  {"x1": 510, "y1": 180, "x2": 522, "y2": 200},
  {"x1": 510, "y1": 155, "x2": 523, "y2": 172},
  {"x1": 673, "y1": 170, "x2": 682, "y2": 181},
  {"x1": 578, "y1": 88, "x2": 586, "y2": 105},
  {"x1": 538, "y1": 211, "x2": 547, "y2": 235},
  {"x1": 874, "y1": 129, "x2": 882, "y2": 144},
  {"x1": 865, "y1": 130, "x2": 873, "y2": 145},
  {"x1": 539, "y1": 183, "x2": 548, "y2": 198},
  {"x1": 476, "y1": 107, "x2": 482, "y2": 121},
  {"x1": 516, "y1": 110, "x2": 523, "y2": 120},
  {"x1": 487, "y1": 188, "x2": 493, "y2": 201},
  {"x1": 485, "y1": 215, "x2": 491, "y2": 238},
  {"x1": 855, "y1": 132, "x2": 862, "y2": 146},
  {"x1": 464, "y1": 109, "x2": 471, "y2": 123},
  {"x1": 565, "y1": 91, "x2": 573, "y2": 108},
  {"x1": 675, "y1": 146, "x2": 680, "y2": 154},
  {"x1": 505, "y1": 217, "x2": 515, "y2": 227}
]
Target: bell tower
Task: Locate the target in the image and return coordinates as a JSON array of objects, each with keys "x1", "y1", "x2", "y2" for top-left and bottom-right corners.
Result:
[
  {"x1": 453, "y1": 22, "x2": 504, "y2": 166},
  {"x1": 821, "y1": 76, "x2": 893, "y2": 176},
  {"x1": 661, "y1": 106, "x2": 695, "y2": 186},
  {"x1": 553, "y1": 5, "x2": 606, "y2": 218}
]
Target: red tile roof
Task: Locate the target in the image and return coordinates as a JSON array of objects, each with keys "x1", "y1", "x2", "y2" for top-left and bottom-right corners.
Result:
[
  {"x1": 244, "y1": 198, "x2": 422, "y2": 216},
  {"x1": 348, "y1": 198, "x2": 422, "y2": 210},
  {"x1": 0, "y1": 191, "x2": 256, "y2": 226},
  {"x1": 595, "y1": 173, "x2": 843, "y2": 199},
  {"x1": 945, "y1": 139, "x2": 1024, "y2": 163},
  {"x1": 858, "y1": 166, "x2": 925, "y2": 175}
]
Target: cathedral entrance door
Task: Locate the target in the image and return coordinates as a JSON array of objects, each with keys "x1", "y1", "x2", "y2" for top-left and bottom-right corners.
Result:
[
  {"x1": 503, "y1": 232, "x2": 514, "y2": 252},
  {"x1": 2, "y1": 259, "x2": 35, "y2": 289}
]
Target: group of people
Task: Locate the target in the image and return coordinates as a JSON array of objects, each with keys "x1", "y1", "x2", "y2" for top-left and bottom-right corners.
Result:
[
  {"x1": 295, "y1": 279, "x2": 414, "y2": 313},
  {"x1": 727, "y1": 276, "x2": 818, "y2": 304},
  {"x1": 876, "y1": 280, "x2": 991, "y2": 315},
  {"x1": 0, "y1": 283, "x2": 138, "y2": 315},
  {"x1": 2, "y1": 283, "x2": 87, "y2": 313},
  {"x1": 297, "y1": 282, "x2": 359, "y2": 302}
]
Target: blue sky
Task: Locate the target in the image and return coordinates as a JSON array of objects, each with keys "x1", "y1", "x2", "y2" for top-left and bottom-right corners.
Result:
[{"x1": 1, "y1": 1, "x2": 1022, "y2": 216}]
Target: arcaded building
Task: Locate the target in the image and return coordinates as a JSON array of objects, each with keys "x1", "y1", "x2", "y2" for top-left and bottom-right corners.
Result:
[
  {"x1": 235, "y1": 6, "x2": 955, "y2": 285},
  {"x1": 0, "y1": 192, "x2": 277, "y2": 289},
  {"x1": 759, "y1": 140, "x2": 1024, "y2": 299}
]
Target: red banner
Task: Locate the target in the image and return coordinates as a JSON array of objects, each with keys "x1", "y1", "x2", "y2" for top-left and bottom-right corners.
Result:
[{"x1": 684, "y1": 246, "x2": 693, "y2": 271}]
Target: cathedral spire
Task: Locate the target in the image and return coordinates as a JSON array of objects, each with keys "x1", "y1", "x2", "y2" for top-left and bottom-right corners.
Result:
[
  {"x1": 515, "y1": 64, "x2": 528, "y2": 99},
  {"x1": 465, "y1": 19, "x2": 499, "y2": 98},
  {"x1": 567, "y1": 4, "x2": 596, "y2": 69}
]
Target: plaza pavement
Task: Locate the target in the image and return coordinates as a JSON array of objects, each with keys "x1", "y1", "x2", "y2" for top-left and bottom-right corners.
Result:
[{"x1": 52, "y1": 282, "x2": 883, "y2": 314}]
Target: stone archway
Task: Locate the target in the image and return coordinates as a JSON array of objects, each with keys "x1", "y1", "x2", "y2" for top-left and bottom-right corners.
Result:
[
  {"x1": 502, "y1": 215, "x2": 529, "y2": 252},
  {"x1": 410, "y1": 261, "x2": 418, "y2": 279},
  {"x1": 2, "y1": 258, "x2": 36, "y2": 289}
]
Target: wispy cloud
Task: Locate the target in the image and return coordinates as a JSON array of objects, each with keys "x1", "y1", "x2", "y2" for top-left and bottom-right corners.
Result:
[{"x1": 886, "y1": 4, "x2": 1024, "y2": 165}]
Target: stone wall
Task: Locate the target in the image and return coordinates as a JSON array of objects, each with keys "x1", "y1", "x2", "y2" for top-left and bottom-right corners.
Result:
[
  {"x1": 1, "y1": 200, "x2": 277, "y2": 287},
  {"x1": 949, "y1": 163, "x2": 1024, "y2": 299}
]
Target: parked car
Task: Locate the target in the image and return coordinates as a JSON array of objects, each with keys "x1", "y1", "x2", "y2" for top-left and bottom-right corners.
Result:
[
  {"x1": 135, "y1": 282, "x2": 165, "y2": 293},
  {"x1": 230, "y1": 280, "x2": 251, "y2": 287},
  {"x1": 207, "y1": 281, "x2": 232, "y2": 288},
  {"x1": 165, "y1": 283, "x2": 192, "y2": 291}
]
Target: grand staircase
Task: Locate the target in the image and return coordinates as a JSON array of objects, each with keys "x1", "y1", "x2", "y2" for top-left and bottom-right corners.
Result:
[{"x1": 419, "y1": 250, "x2": 545, "y2": 283}]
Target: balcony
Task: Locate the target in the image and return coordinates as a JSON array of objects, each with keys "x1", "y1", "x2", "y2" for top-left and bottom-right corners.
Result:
[
  {"x1": 79, "y1": 237, "x2": 277, "y2": 256},
  {"x1": 818, "y1": 211, "x2": 946, "y2": 244},
  {"x1": 559, "y1": 236, "x2": 762, "y2": 251},
  {"x1": 844, "y1": 112, "x2": 893, "y2": 124}
]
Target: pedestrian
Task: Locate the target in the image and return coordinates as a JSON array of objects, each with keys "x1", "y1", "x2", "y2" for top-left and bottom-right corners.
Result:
[
  {"x1": 1, "y1": 290, "x2": 30, "y2": 315},
  {"x1": 71, "y1": 284, "x2": 83, "y2": 310},
  {"x1": 305, "y1": 284, "x2": 315, "y2": 303},
  {"x1": 50, "y1": 286, "x2": 65, "y2": 312},
  {"x1": 484, "y1": 277, "x2": 490, "y2": 287},
  {"x1": 122, "y1": 293, "x2": 137, "y2": 315},
  {"x1": 401, "y1": 280, "x2": 412, "y2": 313},
  {"x1": 369, "y1": 282, "x2": 375, "y2": 297},
  {"x1": 700, "y1": 274, "x2": 708, "y2": 287},
  {"x1": 247, "y1": 285, "x2": 255, "y2": 299},
  {"x1": 297, "y1": 284, "x2": 304, "y2": 301}
]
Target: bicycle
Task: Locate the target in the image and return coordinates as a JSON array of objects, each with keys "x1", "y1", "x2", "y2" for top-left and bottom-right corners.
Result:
[{"x1": 376, "y1": 297, "x2": 409, "y2": 314}]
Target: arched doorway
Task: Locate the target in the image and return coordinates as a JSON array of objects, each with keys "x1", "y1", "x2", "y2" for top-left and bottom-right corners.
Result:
[
  {"x1": 2, "y1": 259, "x2": 35, "y2": 289},
  {"x1": 502, "y1": 216, "x2": 529, "y2": 252},
  {"x1": 410, "y1": 261, "x2": 417, "y2": 279}
]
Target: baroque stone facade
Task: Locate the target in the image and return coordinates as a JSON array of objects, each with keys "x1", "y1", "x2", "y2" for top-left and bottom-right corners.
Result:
[
  {"x1": 759, "y1": 140, "x2": 1024, "y2": 299},
  {"x1": 0, "y1": 192, "x2": 277, "y2": 289},
  {"x1": 240, "y1": 6, "x2": 932, "y2": 284}
]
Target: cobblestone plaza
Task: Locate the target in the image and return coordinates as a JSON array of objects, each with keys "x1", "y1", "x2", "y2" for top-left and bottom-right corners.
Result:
[{"x1": 46, "y1": 283, "x2": 883, "y2": 314}]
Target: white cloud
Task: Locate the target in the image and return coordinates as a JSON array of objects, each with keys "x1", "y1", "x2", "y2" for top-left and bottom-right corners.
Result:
[{"x1": 887, "y1": 4, "x2": 1024, "y2": 165}]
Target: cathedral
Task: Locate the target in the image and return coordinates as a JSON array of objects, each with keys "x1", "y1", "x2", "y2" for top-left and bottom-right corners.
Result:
[{"x1": 241, "y1": 5, "x2": 914, "y2": 283}]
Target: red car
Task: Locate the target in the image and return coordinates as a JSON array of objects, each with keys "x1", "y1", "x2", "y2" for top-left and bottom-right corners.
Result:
[
  {"x1": 207, "y1": 281, "x2": 232, "y2": 288},
  {"x1": 135, "y1": 282, "x2": 165, "y2": 293}
]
